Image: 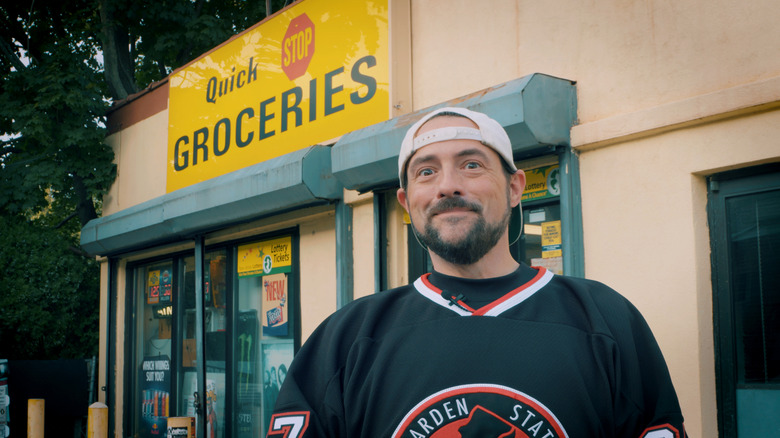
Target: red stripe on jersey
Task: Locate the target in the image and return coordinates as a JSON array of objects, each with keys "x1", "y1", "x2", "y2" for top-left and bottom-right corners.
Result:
[
  {"x1": 416, "y1": 267, "x2": 552, "y2": 316},
  {"x1": 473, "y1": 267, "x2": 548, "y2": 316}
]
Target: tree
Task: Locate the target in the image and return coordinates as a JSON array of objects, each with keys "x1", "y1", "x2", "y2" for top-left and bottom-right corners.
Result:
[
  {"x1": 0, "y1": 215, "x2": 101, "y2": 359},
  {"x1": 101, "y1": 0, "x2": 289, "y2": 99},
  {"x1": 0, "y1": 0, "x2": 289, "y2": 359}
]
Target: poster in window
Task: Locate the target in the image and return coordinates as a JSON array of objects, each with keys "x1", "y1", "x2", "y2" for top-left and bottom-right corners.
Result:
[
  {"x1": 139, "y1": 355, "x2": 171, "y2": 437},
  {"x1": 541, "y1": 220, "x2": 562, "y2": 258},
  {"x1": 237, "y1": 236, "x2": 292, "y2": 278},
  {"x1": 236, "y1": 311, "x2": 260, "y2": 438},
  {"x1": 262, "y1": 273, "x2": 288, "y2": 337},
  {"x1": 160, "y1": 269, "x2": 172, "y2": 303},
  {"x1": 261, "y1": 343, "x2": 293, "y2": 436},
  {"x1": 522, "y1": 164, "x2": 560, "y2": 201},
  {"x1": 206, "y1": 379, "x2": 219, "y2": 438},
  {"x1": 147, "y1": 270, "x2": 161, "y2": 305}
]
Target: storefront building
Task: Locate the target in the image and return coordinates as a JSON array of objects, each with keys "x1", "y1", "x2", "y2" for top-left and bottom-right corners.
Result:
[{"x1": 81, "y1": 1, "x2": 780, "y2": 437}]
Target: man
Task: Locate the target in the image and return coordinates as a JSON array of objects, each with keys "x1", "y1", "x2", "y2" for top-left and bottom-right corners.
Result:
[{"x1": 267, "y1": 107, "x2": 687, "y2": 437}]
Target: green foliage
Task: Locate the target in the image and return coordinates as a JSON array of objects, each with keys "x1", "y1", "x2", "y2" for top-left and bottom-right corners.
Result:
[
  {"x1": 122, "y1": 0, "x2": 287, "y2": 87},
  {"x1": 0, "y1": 43, "x2": 114, "y2": 220},
  {"x1": 0, "y1": 0, "x2": 291, "y2": 360},
  {"x1": 0, "y1": 215, "x2": 100, "y2": 359},
  {"x1": 0, "y1": 0, "x2": 113, "y2": 223}
]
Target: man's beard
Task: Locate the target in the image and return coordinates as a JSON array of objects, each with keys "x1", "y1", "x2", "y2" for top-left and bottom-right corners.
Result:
[{"x1": 413, "y1": 197, "x2": 511, "y2": 266}]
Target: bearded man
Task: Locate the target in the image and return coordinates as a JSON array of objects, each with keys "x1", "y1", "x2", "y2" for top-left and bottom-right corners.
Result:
[{"x1": 267, "y1": 107, "x2": 687, "y2": 438}]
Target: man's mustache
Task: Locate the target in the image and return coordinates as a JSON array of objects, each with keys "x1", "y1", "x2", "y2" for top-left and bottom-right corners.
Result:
[{"x1": 426, "y1": 197, "x2": 483, "y2": 217}]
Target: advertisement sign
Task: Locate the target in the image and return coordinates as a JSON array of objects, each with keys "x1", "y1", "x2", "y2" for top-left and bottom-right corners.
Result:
[
  {"x1": 262, "y1": 273, "x2": 288, "y2": 336},
  {"x1": 140, "y1": 356, "x2": 171, "y2": 438},
  {"x1": 147, "y1": 268, "x2": 173, "y2": 305},
  {"x1": 206, "y1": 380, "x2": 219, "y2": 438},
  {"x1": 236, "y1": 311, "x2": 259, "y2": 438},
  {"x1": 533, "y1": 220, "x2": 563, "y2": 275},
  {"x1": 261, "y1": 343, "x2": 293, "y2": 436},
  {"x1": 167, "y1": 0, "x2": 390, "y2": 192},
  {"x1": 237, "y1": 236, "x2": 292, "y2": 277},
  {"x1": 182, "y1": 375, "x2": 222, "y2": 438},
  {"x1": 522, "y1": 164, "x2": 561, "y2": 201},
  {"x1": 541, "y1": 220, "x2": 562, "y2": 258},
  {"x1": 147, "y1": 270, "x2": 161, "y2": 305}
]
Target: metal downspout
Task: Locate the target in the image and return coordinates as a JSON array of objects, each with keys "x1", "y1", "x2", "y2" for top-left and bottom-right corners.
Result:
[
  {"x1": 558, "y1": 146, "x2": 585, "y2": 278},
  {"x1": 195, "y1": 236, "x2": 207, "y2": 438},
  {"x1": 336, "y1": 199, "x2": 354, "y2": 308}
]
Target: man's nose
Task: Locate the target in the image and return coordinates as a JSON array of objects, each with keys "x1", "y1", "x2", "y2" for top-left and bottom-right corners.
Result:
[{"x1": 436, "y1": 167, "x2": 463, "y2": 198}]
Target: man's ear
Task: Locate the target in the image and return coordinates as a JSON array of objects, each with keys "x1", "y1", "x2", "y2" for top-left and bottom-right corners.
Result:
[
  {"x1": 396, "y1": 187, "x2": 410, "y2": 213},
  {"x1": 509, "y1": 170, "x2": 526, "y2": 207}
]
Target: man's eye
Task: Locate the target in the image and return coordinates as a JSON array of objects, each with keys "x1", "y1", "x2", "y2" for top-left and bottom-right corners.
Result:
[
  {"x1": 418, "y1": 168, "x2": 434, "y2": 177},
  {"x1": 465, "y1": 162, "x2": 481, "y2": 169}
]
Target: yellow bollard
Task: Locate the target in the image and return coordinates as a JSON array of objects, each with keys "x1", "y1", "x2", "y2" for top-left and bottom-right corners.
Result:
[
  {"x1": 87, "y1": 402, "x2": 108, "y2": 438},
  {"x1": 27, "y1": 399, "x2": 44, "y2": 438}
]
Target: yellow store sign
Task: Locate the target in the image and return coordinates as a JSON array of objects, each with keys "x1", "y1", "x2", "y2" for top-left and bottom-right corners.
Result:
[{"x1": 167, "y1": 0, "x2": 389, "y2": 192}]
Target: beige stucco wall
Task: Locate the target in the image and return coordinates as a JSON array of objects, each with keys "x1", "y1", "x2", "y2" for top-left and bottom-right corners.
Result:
[
  {"x1": 299, "y1": 214, "x2": 338, "y2": 341},
  {"x1": 411, "y1": 0, "x2": 780, "y2": 119},
  {"x1": 345, "y1": 190, "x2": 377, "y2": 300},
  {"x1": 103, "y1": 109, "x2": 169, "y2": 216}
]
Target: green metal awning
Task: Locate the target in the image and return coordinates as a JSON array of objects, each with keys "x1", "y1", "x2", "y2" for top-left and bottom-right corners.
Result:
[
  {"x1": 331, "y1": 73, "x2": 577, "y2": 192},
  {"x1": 81, "y1": 145, "x2": 342, "y2": 256}
]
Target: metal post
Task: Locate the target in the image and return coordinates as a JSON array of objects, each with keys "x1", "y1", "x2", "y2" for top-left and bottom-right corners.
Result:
[
  {"x1": 27, "y1": 399, "x2": 44, "y2": 438},
  {"x1": 87, "y1": 402, "x2": 108, "y2": 438},
  {"x1": 373, "y1": 193, "x2": 385, "y2": 293},
  {"x1": 335, "y1": 199, "x2": 354, "y2": 308},
  {"x1": 194, "y1": 236, "x2": 207, "y2": 438},
  {"x1": 558, "y1": 146, "x2": 585, "y2": 278}
]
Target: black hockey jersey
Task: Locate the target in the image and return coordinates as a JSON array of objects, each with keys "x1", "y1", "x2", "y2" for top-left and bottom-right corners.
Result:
[{"x1": 267, "y1": 266, "x2": 687, "y2": 437}]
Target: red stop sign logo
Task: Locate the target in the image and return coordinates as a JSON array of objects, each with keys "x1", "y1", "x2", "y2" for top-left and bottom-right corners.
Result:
[{"x1": 282, "y1": 13, "x2": 315, "y2": 81}]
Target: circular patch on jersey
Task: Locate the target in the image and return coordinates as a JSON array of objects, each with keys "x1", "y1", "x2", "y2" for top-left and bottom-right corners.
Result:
[{"x1": 392, "y1": 383, "x2": 568, "y2": 438}]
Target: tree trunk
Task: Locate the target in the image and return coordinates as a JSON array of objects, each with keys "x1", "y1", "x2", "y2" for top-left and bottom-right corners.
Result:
[
  {"x1": 73, "y1": 174, "x2": 98, "y2": 227},
  {"x1": 98, "y1": 0, "x2": 138, "y2": 100}
]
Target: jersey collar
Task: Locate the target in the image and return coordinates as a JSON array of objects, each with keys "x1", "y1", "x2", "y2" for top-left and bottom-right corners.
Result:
[{"x1": 413, "y1": 267, "x2": 554, "y2": 316}]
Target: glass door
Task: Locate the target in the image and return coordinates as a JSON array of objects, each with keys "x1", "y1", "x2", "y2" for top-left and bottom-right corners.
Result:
[
  {"x1": 132, "y1": 260, "x2": 174, "y2": 438},
  {"x1": 234, "y1": 235, "x2": 296, "y2": 437},
  {"x1": 178, "y1": 251, "x2": 227, "y2": 438},
  {"x1": 709, "y1": 165, "x2": 780, "y2": 437}
]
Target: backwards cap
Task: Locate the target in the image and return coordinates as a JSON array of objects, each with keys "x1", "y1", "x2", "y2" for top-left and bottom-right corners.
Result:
[{"x1": 398, "y1": 106, "x2": 517, "y2": 183}]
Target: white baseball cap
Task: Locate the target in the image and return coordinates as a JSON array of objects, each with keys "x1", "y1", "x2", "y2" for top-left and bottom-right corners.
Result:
[{"x1": 398, "y1": 106, "x2": 517, "y2": 183}]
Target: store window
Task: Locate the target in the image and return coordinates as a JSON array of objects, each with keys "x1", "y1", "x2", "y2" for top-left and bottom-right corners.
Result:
[
  {"x1": 514, "y1": 162, "x2": 563, "y2": 275},
  {"x1": 128, "y1": 233, "x2": 297, "y2": 438}
]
